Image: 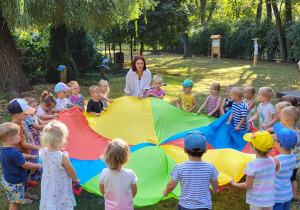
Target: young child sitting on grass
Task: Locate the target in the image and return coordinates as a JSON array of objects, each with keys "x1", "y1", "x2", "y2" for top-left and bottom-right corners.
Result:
[
  {"x1": 272, "y1": 123, "x2": 297, "y2": 210},
  {"x1": 177, "y1": 79, "x2": 196, "y2": 112},
  {"x1": 163, "y1": 131, "x2": 219, "y2": 210},
  {"x1": 249, "y1": 87, "x2": 278, "y2": 131},
  {"x1": 0, "y1": 122, "x2": 42, "y2": 207},
  {"x1": 54, "y1": 82, "x2": 74, "y2": 111},
  {"x1": 86, "y1": 85, "x2": 105, "y2": 116},
  {"x1": 230, "y1": 131, "x2": 276, "y2": 210},
  {"x1": 226, "y1": 87, "x2": 248, "y2": 131},
  {"x1": 147, "y1": 74, "x2": 166, "y2": 99}
]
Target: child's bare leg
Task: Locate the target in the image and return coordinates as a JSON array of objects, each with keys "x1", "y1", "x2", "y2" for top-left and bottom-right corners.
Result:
[
  {"x1": 9, "y1": 203, "x2": 20, "y2": 210},
  {"x1": 292, "y1": 180, "x2": 298, "y2": 199}
]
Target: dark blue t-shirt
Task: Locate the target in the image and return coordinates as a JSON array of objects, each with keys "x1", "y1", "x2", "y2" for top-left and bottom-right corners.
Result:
[{"x1": 1, "y1": 147, "x2": 27, "y2": 184}]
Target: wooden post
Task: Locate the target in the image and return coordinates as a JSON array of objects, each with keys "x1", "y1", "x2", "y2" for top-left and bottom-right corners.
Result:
[
  {"x1": 57, "y1": 65, "x2": 67, "y2": 82},
  {"x1": 252, "y1": 38, "x2": 261, "y2": 67},
  {"x1": 210, "y1": 35, "x2": 222, "y2": 62}
]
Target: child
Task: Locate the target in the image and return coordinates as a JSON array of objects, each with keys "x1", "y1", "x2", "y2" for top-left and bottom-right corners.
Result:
[
  {"x1": 54, "y1": 82, "x2": 74, "y2": 110},
  {"x1": 279, "y1": 106, "x2": 300, "y2": 203},
  {"x1": 249, "y1": 87, "x2": 278, "y2": 131},
  {"x1": 39, "y1": 120, "x2": 79, "y2": 209},
  {"x1": 176, "y1": 79, "x2": 196, "y2": 112},
  {"x1": 163, "y1": 131, "x2": 219, "y2": 209},
  {"x1": 99, "y1": 138, "x2": 138, "y2": 210},
  {"x1": 37, "y1": 91, "x2": 58, "y2": 121},
  {"x1": 86, "y1": 85, "x2": 104, "y2": 116},
  {"x1": 281, "y1": 95, "x2": 298, "y2": 107},
  {"x1": 147, "y1": 74, "x2": 165, "y2": 99},
  {"x1": 7, "y1": 99, "x2": 42, "y2": 203},
  {"x1": 98, "y1": 79, "x2": 113, "y2": 108},
  {"x1": 226, "y1": 87, "x2": 248, "y2": 131},
  {"x1": 68, "y1": 81, "x2": 85, "y2": 111},
  {"x1": 272, "y1": 123, "x2": 297, "y2": 209},
  {"x1": 220, "y1": 84, "x2": 235, "y2": 115},
  {"x1": 0, "y1": 122, "x2": 42, "y2": 208},
  {"x1": 230, "y1": 131, "x2": 276, "y2": 210},
  {"x1": 266, "y1": 101, "x2": 291, "y2": 133},
  {"x1": 197, "y1": 82, "x2": 222, "y2": 118},
  {"x1": 243, "y1": 86, "x2": 256, "y2": 131}
]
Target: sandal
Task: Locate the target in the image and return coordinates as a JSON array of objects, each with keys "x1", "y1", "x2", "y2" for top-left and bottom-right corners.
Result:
[
  {"x1": 26, "y1": 193, "x2": 39, "y2": 200},
  {"x1": 22, "y1": 198, "x2": 33, "y2": 205}
]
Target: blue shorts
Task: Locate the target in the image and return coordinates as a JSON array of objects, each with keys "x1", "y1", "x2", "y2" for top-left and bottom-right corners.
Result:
[{"x1": 1, "y1": 176, "x2": 25, "y2": 204}]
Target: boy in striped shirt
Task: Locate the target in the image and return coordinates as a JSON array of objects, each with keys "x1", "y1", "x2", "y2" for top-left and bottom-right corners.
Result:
[
  {"x1": 273, "y1": 123, "x2": 297, "y2": 210},
  {"x1": 231, "y1": 131, "x2": 276, "y2": 210},
  {"x1": 226, "y1": 87, "x2": 248, "y2": 131},
  {"x1": 163, "y1": 131, "x2": 219, "y2": 210}
]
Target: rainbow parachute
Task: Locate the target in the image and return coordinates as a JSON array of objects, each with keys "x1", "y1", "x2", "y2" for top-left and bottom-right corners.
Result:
[{"x1": 57, "y1": 96, "x2": 254, "y2": 207}]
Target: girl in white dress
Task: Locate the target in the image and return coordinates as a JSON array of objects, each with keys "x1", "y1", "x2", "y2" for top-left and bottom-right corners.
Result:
[
  {"x1": 39, "y1": 121, "x2": 80, "y2": 210},
  {"x1": 243, "y1": 86, "x2": 256, "y2": 131}
]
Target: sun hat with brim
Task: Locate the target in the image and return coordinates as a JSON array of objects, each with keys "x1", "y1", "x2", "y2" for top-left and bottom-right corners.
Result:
[
  {"x1": 181, "y1": 79, "x2": 194, "y2": 87},
  {"x1": 243, "y1": 131, "x2": 274, "y2": 152},
  {"x1": 55, "y1": 82, "x2": 71, "y2": 92},
  {"x1": 184, "y1": 130, "x2": 206, "y2": 152},
  {"x1": 273, "y1": 123, "x2": 297, "y2": 150},
  {"x1": 7, "y1": 98, "x2": 35, "y2": 115}
]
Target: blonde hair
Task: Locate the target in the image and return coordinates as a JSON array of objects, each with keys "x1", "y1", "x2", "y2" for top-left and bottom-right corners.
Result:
[
  {"x1": 275, "y1": 101, "x2": 292, "y2": 110},
  {"x1": 40, "y1": 120, "x2": 69, "y2": 148},
  {"x1": 244, "y1": 86, "x2": 256, "y2": 100},
  {"x1": 40, "y1": 91, "x2": 57, "y2": 107},
  {"x1": 259, "y1": 87, "x2": 274, "y2": 100},
  {"x1": 98, "y1": 80, "x2": 110, "y2": 95},
  {"x1": 227, "y1": 84, "x2": 235, "y2": 90},
  {"x1": 24, "y1": 97, "x2": 37, "y2": 106},
  {"x1": 231, "y1": 86, "x2": 243, "y2": 98},
  {"x1": 281, "y1": 106, "x2": 300, "y2": 123},
  {"x1": 281, "y1": 95, "x2": 298, "y2": 107},
  {"x1": 0, "y1": 122, "x2": 20, "y2": 142},
  {"x1": 211, "y1": 82, "x2": 220, "y2": 93},
  {"x1": 68, "y1": 81, "x2": 79, "y2": 88},
  {"x1": 101, "y1": 138, "x2": 131, "y2": 171},
  {"x1": 89, "y1": 85, "x2": 100, "y2": 95},
  {"x1": 153, "y1": 74, "x2": 163, "y2": 83}
]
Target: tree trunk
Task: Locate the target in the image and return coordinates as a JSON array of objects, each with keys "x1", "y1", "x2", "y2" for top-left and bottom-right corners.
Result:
[
  {"x1": 130, "y1": 35, "x2": 133, "y2": 61},
  {"x1": 285, "y1": 0, "x2": 292, "y2": 61},
  {"x1": 266, "y1": 0, "x2": 272, "y2": 19},
  {"x1": 208, "y1": 0, "x2": 216, "y2": 22},
  {"x1": 140, "y1": 37, "x2": 144, "y2": 56},
  {"x1": 108, "y1": 44, "x2": 111, "y2": 61},
  {"x1": 151, "y1": 46, "x2": 160, "y2": 55},
  {"x1": 104, "y1": 43, "x2": 107, "y2": 57},
  {"x1": 182, "y1": 32, "x2": 192, "y2": 58},
  {"x1": 0, "y1": 7, "x2": 32, "y2": 96},
  {"x1": 200, "y1": 0, "x2": 206, "y2": 24},
  {"x1": 256, "y1": 0, "x2": 263, "y2": 22},
  {"x1": 272, "y1": 2, "x2": 287, "y2": 62}
]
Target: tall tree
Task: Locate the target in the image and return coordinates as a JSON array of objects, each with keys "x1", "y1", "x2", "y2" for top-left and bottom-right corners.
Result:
[
  {"x1": 256, "y1": 0, "x2": 263, "y2": 22},
  {"x1": 285, "y1": 0, "x2": 292, "y2": 61}
]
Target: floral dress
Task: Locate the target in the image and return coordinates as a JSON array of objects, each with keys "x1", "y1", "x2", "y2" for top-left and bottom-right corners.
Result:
[
  {"x1": 39, "y1": 148, "x2": 76, "y2": 210},
  {"x1": 69, "y1": 94, "x2": 84, "y2": 108},
  {"x1": 25, "y1": 115, "x2": 40, "y2": 158}
]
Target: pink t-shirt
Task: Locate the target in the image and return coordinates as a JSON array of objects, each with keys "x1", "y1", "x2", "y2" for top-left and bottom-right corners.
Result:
[{"x1": 147, "y1": 89, "x2": 165, "y2": 97}]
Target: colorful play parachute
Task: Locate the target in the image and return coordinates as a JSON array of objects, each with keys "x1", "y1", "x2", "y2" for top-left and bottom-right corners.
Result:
[{"x1": 57, "y1": 96, "x2": 254, "y2": 207}]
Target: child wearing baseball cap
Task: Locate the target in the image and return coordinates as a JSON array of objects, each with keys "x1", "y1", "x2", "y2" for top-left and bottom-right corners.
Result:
[
  {"x1": 273, "y1": 123, "x2": 297, "y2": 210},
  {"x1": 163, "y1": 131, "x2": 219, "y2": 209},
  {"x1": 6, "y1": 98, "x2": 42, "y2": 203},
  {"x1": 54, "y1": 82, "x2": 74, "y2": 111},
  {"x1": 230, "y1": 131, "x2": 276, "y2": 210},
  {"x1": 176, "y1": 79, "x2": 196, "y2": 112}
]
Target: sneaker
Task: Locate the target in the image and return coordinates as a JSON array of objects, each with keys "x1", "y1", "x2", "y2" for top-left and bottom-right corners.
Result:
[
  {"x1": 28, "y1": 180, "x2": 38, "y2": 187},
  {"x1": 291, "y1": 198, "x2": 299, "y2": 203}
]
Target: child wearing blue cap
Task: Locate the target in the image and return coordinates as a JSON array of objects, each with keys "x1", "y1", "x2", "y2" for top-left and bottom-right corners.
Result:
[
  {"x1": 273, "y1": 123, "x2": 297, "y2": 210},
  {"x1": 176, "y1": 79, "x2": 196, "y2": 112},
  {"x1": 54, "y1": 82, "x2": 74, "y2": 111},
  {"x1": 163, "y1": 131, "x2": 219, "y2": 210}
]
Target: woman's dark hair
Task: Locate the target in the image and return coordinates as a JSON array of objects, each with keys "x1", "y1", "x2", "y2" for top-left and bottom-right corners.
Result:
[{"x1": 132, "y1": 55, "x2": 146, "y2": 72}]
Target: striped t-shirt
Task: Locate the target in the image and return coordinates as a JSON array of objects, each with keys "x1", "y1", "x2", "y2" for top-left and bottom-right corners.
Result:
[
  {"x1": 244, "y1": 157, "x2": 276, "y2": 207},
  {"x1": 170, "y1": 161, "x2": 219, "y2": 209},
  {"x1": 232, "y1": 101, "x2": 247, "y2": 130},
  {"x1": 274, "y1": 154, "x2": 296, "y2": 203}
]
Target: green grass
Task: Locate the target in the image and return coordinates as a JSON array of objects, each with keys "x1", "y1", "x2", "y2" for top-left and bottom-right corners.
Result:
[{"x1": 1, "y1": 51, "x2": 300, "y2": 209}]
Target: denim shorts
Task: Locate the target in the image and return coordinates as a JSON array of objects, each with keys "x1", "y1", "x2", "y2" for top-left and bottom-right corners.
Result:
[{"x1": 1, "y1": 176, "x2": 24, "y2": 203}]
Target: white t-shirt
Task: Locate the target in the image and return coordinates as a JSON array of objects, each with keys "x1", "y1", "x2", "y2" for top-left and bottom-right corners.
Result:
[
  {"x1": 36, "y1": 105, "x2": 52, "y2": 117},
  {"x1": 55, "y1": 98, "x2": 73, "y2": 110},
  {"x1": 124, "y1": 68, "x2": 151, "y2": 97},
  {"x1": 99, "y1": 168, "x2": 137, "y2": 210},
  {"x1": 257, "y1": 103, "x2": 276, "y2": 131}
]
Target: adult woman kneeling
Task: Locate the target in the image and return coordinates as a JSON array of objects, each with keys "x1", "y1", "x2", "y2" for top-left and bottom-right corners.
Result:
[{"x1": 124, "y1": 55, "x2": 152, "y2": 100}]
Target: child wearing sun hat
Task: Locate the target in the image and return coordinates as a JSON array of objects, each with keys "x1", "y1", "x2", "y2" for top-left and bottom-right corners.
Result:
[{"x1": 230, "y1": 131, "x2": 276, "y2": 210}]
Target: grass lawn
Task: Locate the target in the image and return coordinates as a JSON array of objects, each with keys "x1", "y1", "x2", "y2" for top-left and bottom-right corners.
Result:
[{"x1": 1, "y1": 51, "x2": 300, "y2": 209}]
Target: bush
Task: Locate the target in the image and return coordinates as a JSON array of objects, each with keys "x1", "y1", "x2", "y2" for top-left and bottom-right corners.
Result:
[{"x1": 287, "y1": 21, "x2": 300, "y2": 61}]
